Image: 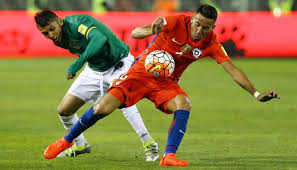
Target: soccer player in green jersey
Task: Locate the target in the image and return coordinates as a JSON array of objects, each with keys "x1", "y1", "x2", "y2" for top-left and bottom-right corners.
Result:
[{"x1": 35, "y1": 9, "x2": 159, "y2": 161}]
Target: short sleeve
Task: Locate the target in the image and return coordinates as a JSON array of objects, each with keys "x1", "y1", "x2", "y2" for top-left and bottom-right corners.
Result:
[
  {"x1": 162, "y1": 15, "x2": 178, "y2": 32},
  {"x1": 67, "y1": 15, "x2": 97, "y2": 40},
  {"x1": 208, "y1": 42, "x2": 231, "y2": 64}
]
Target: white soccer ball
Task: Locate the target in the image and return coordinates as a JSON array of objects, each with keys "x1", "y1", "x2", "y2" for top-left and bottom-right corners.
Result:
[{"x1": 144, "y1": 50, "x2": 175, "y2": 78}]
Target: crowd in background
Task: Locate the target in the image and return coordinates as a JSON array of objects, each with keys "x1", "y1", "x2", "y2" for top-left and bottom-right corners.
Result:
[{"x1": 1, "y1": 0, "x2": 297, "y2": 13}]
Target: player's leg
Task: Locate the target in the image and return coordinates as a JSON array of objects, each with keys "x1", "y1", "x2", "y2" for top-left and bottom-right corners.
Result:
[
  {"x1": 121, "y1": 105, "x2": 159, "y2": 161},
  {"x1": 44, "y1": 93, "x2": 122, "y2": 159},
  {"x1": 57, "y1": 93, "x2": 86, "y2": 148},
  {"x1": 57, "y1": 66, "x2": 103, "y2": 157},
  {"x1": 112, "y1": 54, "x2": 159, "y2": 161},
  {"x1": 64, "y1": 92, "x2": 122, "y2": 142},
  {"x1": 57, "y1": 93, "x2": 92, "y2": 157},
  {"x1": 160, "y1": 94, "x2": 191, "y2": 166}
]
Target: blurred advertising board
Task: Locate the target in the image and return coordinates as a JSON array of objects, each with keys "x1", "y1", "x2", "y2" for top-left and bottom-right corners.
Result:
[{"x1": 0, "y1": 11, "x2": 296, "y2": 58}]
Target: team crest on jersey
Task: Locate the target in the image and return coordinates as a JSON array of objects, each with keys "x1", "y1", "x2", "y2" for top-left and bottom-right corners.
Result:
[
  {"x1": 192, "y1": 48, "x2": 202, "y2": 58},
  {"x1": 182, "y1": 43, "x2": 192, "y2": 53}
]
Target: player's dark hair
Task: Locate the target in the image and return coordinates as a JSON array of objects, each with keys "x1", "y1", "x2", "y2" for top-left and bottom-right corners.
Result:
[
  {"x1": 196, "y1": 4, "x2": 217, "y2": 21},
  {"x1": 34, "y1": 9, "x2": 58, "y2": 27}
]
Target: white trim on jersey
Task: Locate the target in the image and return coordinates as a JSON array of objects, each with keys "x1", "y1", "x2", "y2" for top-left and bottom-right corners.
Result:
[{"x1": 162, "y1": 17, "x2": 167, "y2": 25}]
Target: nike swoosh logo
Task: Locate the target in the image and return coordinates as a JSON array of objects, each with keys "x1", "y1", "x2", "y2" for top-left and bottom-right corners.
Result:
[
  {"x1": 150, "y1": 65, "x2": 162, "y2": 72},
  {"x1": 179, "y1": 130, "x2": 185, "y2": 134},
  {"x1": 175, "y1": 52, "x2": 183, "y2": 55},
  {"x1": 172, "y1": 38, "x2": 181, "y2": 45}
]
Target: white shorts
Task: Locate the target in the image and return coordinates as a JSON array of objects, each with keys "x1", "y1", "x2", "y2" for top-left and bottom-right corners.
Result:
[{"x1": 67, "y1": 53, "x2": 135, "y2": 105}]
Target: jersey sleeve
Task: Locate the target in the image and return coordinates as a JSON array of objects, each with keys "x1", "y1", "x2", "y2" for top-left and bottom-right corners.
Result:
[
  {"x1": 207, "y1": 41, "x2": 231, "y2": 64},
  {"x1": 67, "y1": 29, "x2": 107, "y2": 75},
  {"x1": 74, "y1": 15, "x2": 97, "y2": 40},
  {"x1": 66, "y1": 15, "x2": 107, "y2": 75},
  {"x1": 162, "y1": 15, "x2": 178, "y2": 32}
]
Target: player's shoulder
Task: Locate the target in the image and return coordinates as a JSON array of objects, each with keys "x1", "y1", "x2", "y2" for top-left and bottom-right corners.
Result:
[
  {"x1": 206, "y1": 31, "x2": 218, "y2": 44},
  {"x1": 165, "y1": 14, "x2": 188, "y2": 22},
  {"x1": 171, "y1": 14, "x2": 187, "y2": 19},
  {"x1": 203, "y1": 31, "x2": 222, "y2": 50},
  {"x1": 212, "y1": 32, "x2": 221, "y2": 45},
  {"x1": 177, "y1": 14, "x2": 190, "y2": 20},
  {"x1": 64, "y1": 15, "x2": 96, "y2": 35},
  {"x1": 65, "y1": 14, "x2": 94, "y2": 25},
  {"x1": 163, "y1": 14, "x2": 189, "y2": 31}
]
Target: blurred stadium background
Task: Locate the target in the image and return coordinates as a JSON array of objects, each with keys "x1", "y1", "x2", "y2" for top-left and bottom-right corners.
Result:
[
  {"x1": 0, "y1": 0, "x2": 297, "y2": 169},
  {"x1": 1, "y1": 0, "x2": 297, "y2": 58}
]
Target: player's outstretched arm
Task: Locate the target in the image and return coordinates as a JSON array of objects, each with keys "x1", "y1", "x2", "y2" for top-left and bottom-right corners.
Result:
[
  {"x1": 220, "y1": 60, "x2": 280, "y2": 102},
  {"x1": 131, "y1": 16, "x2": 164, "y2": 39}
]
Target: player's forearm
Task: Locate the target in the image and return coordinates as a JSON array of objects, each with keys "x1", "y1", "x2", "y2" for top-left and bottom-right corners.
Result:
[
  {"x1": 131, "y1": 24, "x2": 154, "y2": 39},
  {"x1": 67, "y1": 55, "x2": 87, "y2": 75},
  {"x1": 221, "y1": 61, "x2": 257, "y2": 96},
  {"x1": 231, "y1": 69, "x2": 257, "y2": 95},
  {"x1": 67, "y1": 30, "x2": 106, "y2": 75}
]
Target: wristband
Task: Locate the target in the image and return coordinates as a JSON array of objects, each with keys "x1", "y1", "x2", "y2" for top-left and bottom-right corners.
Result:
[{"x1": 253, "y1": 91, "x2": 260, "y2": 99}]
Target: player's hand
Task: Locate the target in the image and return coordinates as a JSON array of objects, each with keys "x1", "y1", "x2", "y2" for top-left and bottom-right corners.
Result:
[
  {"x1": 152, "y1": 16, "x2": 164, "y2": 34},
  {"x1": 66, "y1": 73, "x2": 75, "y2": 80},
  {"x1": 257, "y1": 90, "x2": 280, "y2": 102}
]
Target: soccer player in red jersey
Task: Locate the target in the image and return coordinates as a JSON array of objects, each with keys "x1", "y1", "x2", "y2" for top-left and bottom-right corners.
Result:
[{"x1": 44, "y1": 5, "x2": 280, "y2": 166}]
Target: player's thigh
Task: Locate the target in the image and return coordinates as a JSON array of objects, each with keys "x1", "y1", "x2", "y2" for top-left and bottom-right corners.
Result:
[
  {"x1": 68, "y1": 67, "x2": 104, "y2": 105},
  {"x1": 109, "y1": 73, "x2": 150, "y2": 108},
  {"x1": 93, "y1": 93, "x2": 122, "y2": 115},
  {"x1": 58, "y1": 93, "x2": 85, "y2": 116},
  {"x1": 148, "y1": 82, "x2": 189, "y2": 113},
  {"x1": 167, "y1": 94, "x2": 192, "y2": 113}
]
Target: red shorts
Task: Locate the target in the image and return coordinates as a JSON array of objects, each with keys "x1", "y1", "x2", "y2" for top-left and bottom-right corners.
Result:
[{"x1": 108, "y1": 72, "x2": 188, "y2": 114}]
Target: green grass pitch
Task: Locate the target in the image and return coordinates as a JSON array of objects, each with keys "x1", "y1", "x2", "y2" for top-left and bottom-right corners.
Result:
[{"x1": 0, "y1": 58, "x2": 296, "y2": 169}]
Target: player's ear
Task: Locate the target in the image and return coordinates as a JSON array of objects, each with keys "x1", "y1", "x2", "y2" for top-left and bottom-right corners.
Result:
[
  {"x1": 190, "y1": 15, "x2": 194, "y2": 23},
  {"x1": 212, "y1": 24, "x2": 216, "y2": 29},
  {"x1": 57, "y1": 18, "x2": 63, "y2": 26}
]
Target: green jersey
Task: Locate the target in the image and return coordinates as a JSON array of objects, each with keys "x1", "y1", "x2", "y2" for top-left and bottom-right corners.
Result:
[{"x1": 54, "y1": 14, "x2": 130, "y2": 75}]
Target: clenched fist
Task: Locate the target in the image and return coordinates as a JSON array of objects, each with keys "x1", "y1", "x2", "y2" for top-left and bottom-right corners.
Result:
[
  {"x1": 152, "y1": 16, "x2": 164, "y2": 34},
  {"x1": 66, "y1": 73, "x2": 75, "y2": 80}
]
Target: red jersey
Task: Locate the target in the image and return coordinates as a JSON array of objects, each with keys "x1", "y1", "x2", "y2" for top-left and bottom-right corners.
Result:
[{"x1": 130, "y1": 15, "x2": 231, "y2": 81}]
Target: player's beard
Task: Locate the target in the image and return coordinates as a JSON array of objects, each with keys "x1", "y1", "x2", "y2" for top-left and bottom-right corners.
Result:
[{"x1": 192, "y1": 35, "x2": 201, "y2": 41}]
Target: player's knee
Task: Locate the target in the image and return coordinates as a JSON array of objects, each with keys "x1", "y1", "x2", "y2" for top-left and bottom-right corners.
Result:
[
  {"x1": 178, "y1": 101, "x2": 192, "y2": 111},
  {"x1": 93, "y1": 102, "x2": 112, "y2": 116},
  {"x1": 93, "y1": 93, "x2": 121, "y2": 116},
  {"x1": 57, "y1": 104, "x2": 72, "y2": 116},
  {"x1": 183, "y1": 103, "x2": 192, "y2": 111},
  {"x1": 93, "y1": 106, "x2": 102, "y2": 115},
  {"x1": 57, "y1": 104, "x2": 64, "y2": 115}
]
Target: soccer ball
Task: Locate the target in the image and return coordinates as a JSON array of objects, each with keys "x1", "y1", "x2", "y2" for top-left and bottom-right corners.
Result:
[{"x1": 144, "y1": 50, "x2": 175, "y2": 78}]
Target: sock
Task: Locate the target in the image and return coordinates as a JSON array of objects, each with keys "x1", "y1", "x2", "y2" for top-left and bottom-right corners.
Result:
[
  {"x1": 59, "y1": 114, "x2": 86, "y2": 147},
  {"x1": 165, "y1": 110, "x2": 190, "y2": 155},
  {"x1": 64, "y1": 107, "x2": 107, "y2": 143},
  {"x1": 121, "y1": 105, "x2": 152, "y2": 143}
]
